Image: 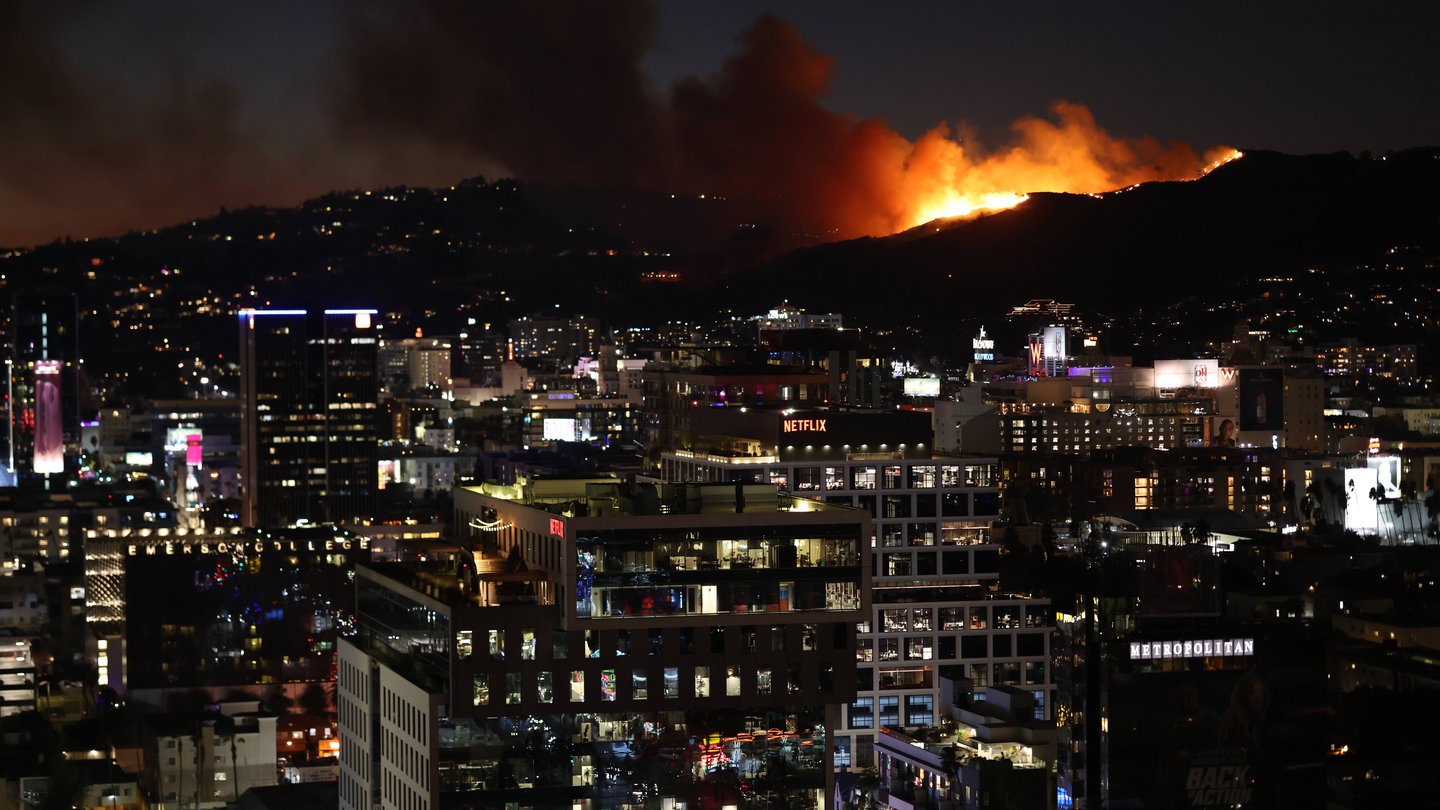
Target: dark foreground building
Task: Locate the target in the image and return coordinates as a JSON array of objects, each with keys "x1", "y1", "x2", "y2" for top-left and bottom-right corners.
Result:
[
  {"x1": 338, "y1": 480, "x2": 870, "y2": 809},
  {"x1": 87, "y1": 525, "x2": 373, "y2": 702}
]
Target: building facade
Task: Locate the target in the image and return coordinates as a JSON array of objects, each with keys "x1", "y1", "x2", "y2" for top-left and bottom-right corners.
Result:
[
  {"x1": 656, "y1": 408, "x2": 1053, "y2": 773},
  {"x1": 238, "y1": 308, "x2": 379, "y2": 527},
  {"x1": 142, "y1": 712, "x2": 279, "y2": 808},
  {"x1": 338, "y1": 480, "x2": 870, "y2": 809}
]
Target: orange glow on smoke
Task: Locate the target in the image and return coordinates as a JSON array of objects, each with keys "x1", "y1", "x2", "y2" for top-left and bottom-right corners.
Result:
[
  {"x1": 897, "y1": 103, "x2": 1240, "y2": 230},
  {"x1": 662, "y1": 16, "x2": 1245, "y2": 242}
]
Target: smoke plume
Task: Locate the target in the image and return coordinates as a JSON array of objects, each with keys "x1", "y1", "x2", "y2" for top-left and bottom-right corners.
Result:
[
  {"x1": 0, "y1": 1, "x2": 1228, "y2": 247},
  {"x1": 335, "y1": 7, "x2": 1226, "y2": 240}
]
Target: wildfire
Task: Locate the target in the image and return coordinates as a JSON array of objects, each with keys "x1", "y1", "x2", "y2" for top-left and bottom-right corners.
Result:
[
  {"x1": 1202, "y1": 148, "x2": 1245, "y2": 175},
  {"x1": 896, "y1": 104, "x2": 1243, "y2": 231},
  {"x1": 915, "y1": 191, "x2": 1031, "y2": 224}
]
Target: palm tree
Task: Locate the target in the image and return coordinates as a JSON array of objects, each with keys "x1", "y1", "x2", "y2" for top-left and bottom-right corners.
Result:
[
  {"x1": 1399, "y1": 478, "x2": 1421, "y2": 540},
  {"x1": 1325, "y1": 478, "x2": 1346, "y2": 526},
  {"x1": 1193, "y1": 519, "x2": 1213, "y2": 547},
  {"x1": 941, "y1": 744, "x2": 963, "y2": 805},
  {"x1": 1305, "y1": 479, "x2": 1323, "y2": 527},
  {"x1": 231, "y1": 735, "x2": 241, "y2": 803},
  {"x1": 1368, "y1": 485, "x2": 1387, "y2": 542},
  {"x1": 1425, "y1": 484, "x2": 1440, "y2": 541}
]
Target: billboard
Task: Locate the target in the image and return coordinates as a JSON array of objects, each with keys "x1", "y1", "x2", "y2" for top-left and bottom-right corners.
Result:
[
  {"x1": 1210, "y1": 416, "x2": 1237, "y2": 447},
  {"x1": 902, "y1": 376, "x2": 940, "y2": 397},
  {"x1": 377, "y1": 458, "x2": 399, "y2": 490},
  {"x1": 33, "y1": 360, "x2": 63, "y2": 474},
  {"x1": 1044, "y1": 326, "x2": 1067, "y2": 363},
  {"x1": 1237, "y1": 369, "x2": 1284, "y2": 431},
  {"x1": 1367, "y1": 455, "x2": 1401, "y2": 500},
  {"x1": 1155, "y1": 359, "x2": 1220, "y2": 389},
  {"x1": 1343, "y1": 467, "x2": 1380, "y2": 532},
  {"x1": 1028, "y1": 334, "x2": 1045, "y2": 377},
  {"x1": 543, "y1": 417, "x2": 577, "y2": 442},
  {"x1": 1108, "y1": 660, "x2": 1328, "y2": 810}
]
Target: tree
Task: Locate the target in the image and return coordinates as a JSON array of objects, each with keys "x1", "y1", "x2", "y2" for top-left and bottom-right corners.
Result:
[
  {"x1": 1325, "y1": 478, "x2": 1346, "y2": 525},
  {"x1": 1307, "y1": 479, "x2": 1326, "y2": 527},
  {"x1": 1399, "y1": 477, "x2": 1420, "y2": 540},
  {"x1": 264, "y1": 683, "x2": 294, "y2": 714},
  {"x1": 1426, "y1": 485, "x2": 1440, "y2": 540},
  {"x1": 1282, "y1": 479, "x2": 1297, "y2": 524},
  {"x1": 1368, "y1": 484, "x2": 1387, "y2": 542},
  {"x1": 940, "y1": 745, "x2": 963, "y2": 804},
  {"x1": 298, "y1": 682, "x2": 330, "y2": 718},
  {"x1": 1193, "y1": 519, "x2": 1213, "y2": 546}
]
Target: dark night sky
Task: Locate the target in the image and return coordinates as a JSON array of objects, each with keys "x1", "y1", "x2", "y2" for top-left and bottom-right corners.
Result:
[{"x1": 2, "y1": 0, "x2": 1436, "y2": 247}]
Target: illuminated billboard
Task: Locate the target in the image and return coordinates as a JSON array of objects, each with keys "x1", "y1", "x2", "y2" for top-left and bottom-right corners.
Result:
[
  {"x1": 1343, "y1": 467, "x2": 1379, "y2": 532},
  {"x1": 164, "y1": 427, "x2": 198, "y2": 454},
  {"x1": 902, "y1": 376, "x2": 940, "y2": 397},
  {"x1": 1237, "y1": 369, "x2": 1284, "y2": 431},
  {"x1": 543, "y1": 417, "x2": 577, "y2": 442},
  {"x1": 1155, "y1": 359, "x2": 1220, "y2": 389},
  {"x1": 33, "y1": 360, "x2": 63, "y2": 474},
  {"x1": 1044, "y1": 326, "x2": 1067, "y2": 363},
  {"x1": 1210, "y1": 416, "x2": 1237, "y2": 448},
  {"x1": 185, "y1": 433, "x2": 203, "y2": 466},
  {"x1": 1366, "y1": 455, "x2": 1401, "y2": 500},
  {"x1": 972, "y1": 327, "x2": 995, "y2": 362},
  {"x1": 377, "y1": 458, "x2": 399, "y2": 490}
]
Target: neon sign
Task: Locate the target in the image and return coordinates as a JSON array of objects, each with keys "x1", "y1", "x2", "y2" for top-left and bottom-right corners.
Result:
[
  {"x1": 781, "y1": 418, "x2": 827, "y2": 433},
  {"x1": 1129, "y1": 638, "x2": 1253, "y2": 660}
]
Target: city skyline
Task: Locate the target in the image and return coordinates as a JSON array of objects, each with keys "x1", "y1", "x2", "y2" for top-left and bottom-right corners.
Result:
[{"x1": 2, "y1": 1, "x2": 1437, "y2": 247}]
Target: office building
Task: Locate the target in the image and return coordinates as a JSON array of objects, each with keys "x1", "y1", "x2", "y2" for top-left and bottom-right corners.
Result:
[
  {"x1": 656, "y1": 408, "x2": 1053, "y2": 772},
  {"x1": 238, "y1": 308, "x2": 379, "y2": 527},
  {"x1": 518, "y1": 390, "x2": 643, "y2": 450},
  {"x1": 639, "y1": 364, "x2": 830, "y2": 457},
  {"x1": 338, "y1": 479, "x2": 869, "y2": 809}
]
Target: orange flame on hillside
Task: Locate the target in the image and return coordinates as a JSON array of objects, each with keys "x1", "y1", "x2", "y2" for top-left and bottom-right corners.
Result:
[
  {"x1": 898, "y1": 104, "x2": 1242, "y2": 229},
  {"x1": 665, "y1": 14, "x2": 1243, "y2": 241}
]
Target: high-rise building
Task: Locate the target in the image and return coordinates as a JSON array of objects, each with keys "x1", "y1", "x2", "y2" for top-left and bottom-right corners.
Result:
[
  {"x1": 338, "y1": 479, "x2": 869, "y2": 810},
  {"x1": 6, "y1": 293, "x2": 81, "y2": 483},
  {"x1": 238, "y1": 309, "x2": 379, "y2": 527}
]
